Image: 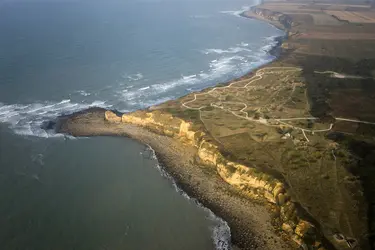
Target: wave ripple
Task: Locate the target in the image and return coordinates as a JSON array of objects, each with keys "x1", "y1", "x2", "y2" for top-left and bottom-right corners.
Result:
[{"x1": 0, "y1": 100, "x2": 110, "y2": 137}]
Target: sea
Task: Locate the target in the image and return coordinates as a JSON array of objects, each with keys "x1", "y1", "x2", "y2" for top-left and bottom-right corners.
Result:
[{"x1": 0, "y1": 0, "x2": 283, "y2": 249}]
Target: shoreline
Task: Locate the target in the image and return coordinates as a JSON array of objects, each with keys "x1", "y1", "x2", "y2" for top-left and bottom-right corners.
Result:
[
  {"x1": 146, "y1": 145, "x2": 232, "y2": 250},
  {"x1": 47, "y1": 2, "x2": 375, "y2": 249},
  {"x1": 50, "y1": 6, "x2": 305, "y2": 250},
  {"x1": 54, "y1": 108, "x2": 294, "y2": 250}
]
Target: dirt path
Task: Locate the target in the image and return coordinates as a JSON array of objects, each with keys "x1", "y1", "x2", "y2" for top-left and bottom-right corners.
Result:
[
  {"x1": 182, "y1": 67, "x2": 375, "y2": 143},
  {"x1": 181, "y1": 67, "x2": 334, "y2": 139}
]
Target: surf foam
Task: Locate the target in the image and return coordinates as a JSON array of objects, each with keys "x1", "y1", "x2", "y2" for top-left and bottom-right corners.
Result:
[
  {"x1": 75, "y1": 90, "x2": 91, "y2": 97},
  {"x1": 117, "y1": 36, "x2": 279, "y2": 110},
  {"x1": 145, "y1": 145, "x2": 231, "y2": 250},
  {"x1": 220, "y1": 6, "x2": 251, "y2": 17},
  {"x1": 203, "y1": 47, "x2": 252, "y2": 55},
  {"x1": 0, "y1": 100, "x2": 111, "y2": 137},
  {"x1": 123, "y1": 73, "x2": 144, "y2": 82}
]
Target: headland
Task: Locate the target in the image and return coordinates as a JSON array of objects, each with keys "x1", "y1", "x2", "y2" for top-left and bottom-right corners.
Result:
[{"x1": 50, "y1": 1, "x2": 375, "y2": 249}]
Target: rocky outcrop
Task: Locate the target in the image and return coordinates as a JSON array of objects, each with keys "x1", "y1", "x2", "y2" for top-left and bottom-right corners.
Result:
[
  {"x1": 249, "y1": 7, "x2": 294, "y2": 30},
  {"x1": 105, "y1": 110, "x2": 122, "y2": 123},
  {"x1": 107, "y1": 110, "x2": 326, "y2": 250}
]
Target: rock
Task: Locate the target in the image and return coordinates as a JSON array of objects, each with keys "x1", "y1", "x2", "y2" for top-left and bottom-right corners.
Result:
[
  {"x1": 291, "y1": 235, "x2": 303, "y2": 247},
  {"x1": 105, "y1": 111, "x2": 122, "y2": 123},
  {"x1": 280, "y1": 201, "x2": 297, "y2": 223},
  {"x1": 295, "y1": 220, "x2": 314, "y2": 238},
  {"x1": 282, "y1": 223, "x2": 294, "y2": 234},
  {"x1": 163, "y1": 129, "x2": 175, "y2": 137},
  {"x1": 273, "y1": 183, "x2": 285, "y2": 197},
  {"x1": 41, "y1": 120, "x2": 56, "y2": 130},
  {"x1": 277, "y1": 193, "x2": 286, "y2": 205},
  {"x1": 264, "y1": 191, "x2": 276, "y2": 203}
]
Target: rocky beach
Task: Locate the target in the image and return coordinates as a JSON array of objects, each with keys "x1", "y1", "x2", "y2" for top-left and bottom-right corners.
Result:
[
  {"x1": 45, "y1": 1, "x2": 375, "y2": 249},
  {"x1": 48, "y1": 4, "x2": 330, "y2": 250},
  {"x1": 54, "y1": 108, "x2": 294, "y2": 250}
]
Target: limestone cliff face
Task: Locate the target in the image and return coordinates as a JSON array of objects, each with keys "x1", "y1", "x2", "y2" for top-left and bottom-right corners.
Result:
[
  {"x1": 105, "y1": 111, "x2": 122, "y2": 123},
  {"x1": 250, "y1": 7, "x2": 294, "y2": 30},
  {"x1": 108, "y1": 110, "x2": 325, "y2": 250}
]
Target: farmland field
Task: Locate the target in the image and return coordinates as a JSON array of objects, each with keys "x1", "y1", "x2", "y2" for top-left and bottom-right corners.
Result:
[{"x1": 325, "y1": 10, "x2": 375, "y2": 23}]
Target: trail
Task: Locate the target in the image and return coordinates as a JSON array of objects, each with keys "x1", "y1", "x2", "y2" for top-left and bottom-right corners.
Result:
[
  {"x1": 182, "y1": 67, "x2": 375, "y2": 139},
  {"x1": 314, "y1": 70, "x2": 371, "y2": 79},
  {"x1": 336, "y1": 117, "x2": 375, "y2": 125}
]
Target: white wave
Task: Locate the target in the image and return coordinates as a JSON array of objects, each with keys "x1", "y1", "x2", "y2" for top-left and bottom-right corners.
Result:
[
  {"x1": 252, "y1": 36, "x2": 280, "y2": 59},
  {"x1": 117, "y1": 35, "x2": 279, "y2": 109},
  {"x1": 140, "y1": 96, "x2": 175, "y2": 108},
  {"x1": 118, "y1": 54, "x2": 263, "y2": 108},
  {"x1": 124, "y1": 73, "x2": 144, "y2": 82},
  {"x1": 265, "y1": 35, "x2": 279, "y2": 42},
  {"x1": 220, "y1": 6, "x2": 251, "y2": 17},
  {"x1": 145, "y1": 145, "x2": 231, "y2": 250},
  {"x1": 149, "y1": 74, "x2": 199, "y2": 93},
  {"x1": 210, "y1": 55, "x2": 244, "y2": 72},
  {"x1": 120, "y1": 89, "x2": 138, "y2": 101},
  {"x1": 126, "y1": 73, "x2": 143, "y2": 82},
  {"x1": 138, "y1": 86, "x2": 150, "y2": 91},
  {"x1": 182, "y1": 74, "x2": 197, "y2": 81},
  {"x1": 203, "y1": 47, "x2": 252, "y2": 55},
  {"x1": 75, "y1": 90, "x2": 91, "y2": 97},
  {"x1": 0, "y1": 100, "x2": 111, "y2": 138},
  {"x1": 152, "y1": 56, "x2": 245, "y2": 93}
]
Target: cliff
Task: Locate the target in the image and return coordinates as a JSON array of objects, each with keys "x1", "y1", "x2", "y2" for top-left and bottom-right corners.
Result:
[
  {"x1": 249, "y1": 7, "x2": 294, "y2": 30},
  {"x1": 106, "y1": 110, "x2": 326, "y2": 250}
]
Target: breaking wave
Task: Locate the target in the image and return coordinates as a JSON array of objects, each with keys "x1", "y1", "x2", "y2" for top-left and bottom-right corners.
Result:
[
  {"x1": 0, "y1": 100, "x2": 111, "y2": 137},
  {"x1": 116, "y1": 35, "x2": 279, "y2": 110},
  {"x1": 122, "y1": 73, "x2": 144, "y2": 82},
  {"x1": 220, "y1": 6, "x2": 251, "y2": 17},
  {"x1": 75, "y1": 90, "x2": 91, "y2": 97},
  {"x1": 203, "y1": 47, "x2": 252, "y2": 55},
  {"x1": 0, "y1": 32, "x2": 281, "y2": 138}
]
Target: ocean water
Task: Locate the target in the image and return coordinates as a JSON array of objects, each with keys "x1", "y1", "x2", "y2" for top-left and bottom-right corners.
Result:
[{"x1": 0, "y1": 0, "x2": 283, "y2": 249}]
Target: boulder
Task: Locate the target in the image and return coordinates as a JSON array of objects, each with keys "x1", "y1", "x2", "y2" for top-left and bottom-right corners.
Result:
[
  {"x1": 295, "y1": 220, "x2": 315, "y2": 238},
  {"x1": 277, "y1": 193, "x2": 286, "y2": 205},
  {"x1": 282, "y1": 223, "x2": 294, "y2": 234},
  {"x1": 105, "y1": 111, "x2": 122, "y2": 123},
  {"x1": 273, "y1": 183, "x2": 285, "y2": 197}
]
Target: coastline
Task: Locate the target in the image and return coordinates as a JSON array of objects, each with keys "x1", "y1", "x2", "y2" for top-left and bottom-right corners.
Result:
[
  {"x1": 50, "y1": 6, "x2": 307, "y2": 250},
  {"x1": 42, "y1": 1, "x2": 375, "y2": 249},
  {"x1": 146, "y1": 145, "x2": 233, "y2": 250},
  {"x1": 55, "y1": 108, "x2": 293, "y2": 250},
  {"x1": 48, "y1": 3, "x2": 341, "y2": 250}
]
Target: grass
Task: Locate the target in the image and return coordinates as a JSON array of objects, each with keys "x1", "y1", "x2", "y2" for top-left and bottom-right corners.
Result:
[{"x1": 147, "y1": 3, "x2": 375, "y2": 246}]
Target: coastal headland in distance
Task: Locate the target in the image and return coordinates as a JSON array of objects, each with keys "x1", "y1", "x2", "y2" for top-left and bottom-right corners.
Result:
[{"x1": 50, "y1": 0, "x2": 375, "y2": 249}]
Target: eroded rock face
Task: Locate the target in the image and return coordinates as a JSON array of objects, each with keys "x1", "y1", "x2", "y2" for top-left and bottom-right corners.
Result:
[
  {"x1": 250, "y1": 7, "x2": 294, "y2": 29},
  {"x1": 179, "y1": 121, "x2": 197, "y2": 142},
  {"x1": 105, "y1": 111, "x2": 122, "y2": 123},
  {"x1": 105, "y1": 110, "x2": 326, "y2": 249}
]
